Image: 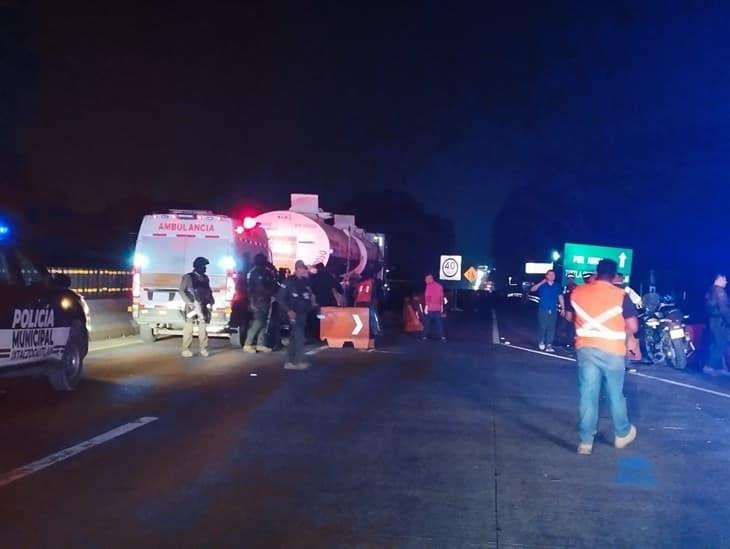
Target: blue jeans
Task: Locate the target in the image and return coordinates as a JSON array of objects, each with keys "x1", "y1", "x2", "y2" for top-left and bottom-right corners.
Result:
[
  {"x1": 537, "y1": 308, "x2": 557, "y2": 346},
  {"x1": 577, "y1": 346, "x2": 631, "y2": 443},
  {"x1": 423, "y1": 312, "x2": 444, "y2": 340}
]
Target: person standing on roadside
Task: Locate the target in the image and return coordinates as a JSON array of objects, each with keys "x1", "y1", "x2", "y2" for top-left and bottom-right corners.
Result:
[
  {"x1": 266, "y1": 263, "x2": 285, "y2": 351},
  {"x1": 422, "y1": 274, "x2": 447, "y2": 342},
  {"x1": 530, "y1": 270, "x2": 565, "y2": 352},
  {"x1": 179, "y1": 257, "x2": 213, "y2": 358},
  {"x1": 311, "y1": 263, "x2": 342, "y2": 307},
  {"x1": 243, "y1": 254, "x2": 276, "y2": 354},
  {"x1": 571, "y1": 259, "x2": 638, "y2": 455},
  {"x1": 557, "y1": 274, "x2": 578, "y2": 348},
  {"x1": 704, "y1": 274, "x2": 730, "y2": 377},
  {"x1": 280, "y1": 260, "x2": 315, "y2": 370}
]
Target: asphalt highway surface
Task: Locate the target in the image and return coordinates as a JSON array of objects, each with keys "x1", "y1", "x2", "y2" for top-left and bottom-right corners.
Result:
[{"x1": 2, "y1": 301, "x2": 730, "y2": 548}]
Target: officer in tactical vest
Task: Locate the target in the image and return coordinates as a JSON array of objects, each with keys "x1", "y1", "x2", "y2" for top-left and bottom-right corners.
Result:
[{"x1": 179, "y1": 257, "x2": 214, "y2": 358}]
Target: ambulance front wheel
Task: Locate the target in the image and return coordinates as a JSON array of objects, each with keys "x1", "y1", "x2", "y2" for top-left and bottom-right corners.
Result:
[
  {"x1": 140, "y1": 325, "x2": 157, "y2": 343},
  {"x1": 49, "y1": 323, "x2": 85, "y2": 392}
]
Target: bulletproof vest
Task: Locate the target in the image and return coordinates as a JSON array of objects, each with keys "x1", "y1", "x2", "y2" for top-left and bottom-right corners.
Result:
[{"x1": 191, "y1": 272, "x2": 213, "y2": 304}]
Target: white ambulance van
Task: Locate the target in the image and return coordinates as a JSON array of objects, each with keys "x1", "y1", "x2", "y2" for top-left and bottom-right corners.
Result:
[{"x1": 131, "y1": 210, "x2": 269, "y2": 345}]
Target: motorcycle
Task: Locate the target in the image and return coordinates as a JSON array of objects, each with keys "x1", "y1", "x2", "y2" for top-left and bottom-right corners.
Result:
[{"x1": 640, "y1": 301, "x2": 694, "y2": 370}]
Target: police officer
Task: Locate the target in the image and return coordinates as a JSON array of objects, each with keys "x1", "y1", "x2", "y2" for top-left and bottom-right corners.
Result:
[
  {"x1": 179, "y1": 257, "x2": 214, "y2": 358},
  {"x1": 280, "y1": 260, "x2": 315, "y2": 370},
  {"x1": 243, "y1": 253, "x2": 276, "y2": 354}
]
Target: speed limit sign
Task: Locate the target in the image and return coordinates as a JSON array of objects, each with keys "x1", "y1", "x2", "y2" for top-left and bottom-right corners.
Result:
[{"x1": 439, "y1": 255, "x2": 462, "y2": 281}]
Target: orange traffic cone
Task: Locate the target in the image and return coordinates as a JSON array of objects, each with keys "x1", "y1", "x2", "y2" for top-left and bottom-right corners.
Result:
[{"x1": 403, "y1": 298, "x2": 424, "y2": 333}]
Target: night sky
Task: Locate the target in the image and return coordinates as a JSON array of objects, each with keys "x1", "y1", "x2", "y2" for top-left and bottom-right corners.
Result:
[{"x1": 3, "y1": 2, "x2": 730, "y2": 289}]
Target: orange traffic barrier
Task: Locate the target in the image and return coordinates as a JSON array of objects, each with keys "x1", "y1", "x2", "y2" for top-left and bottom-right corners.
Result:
[
  {"x1": 402, "y1": 298, "x2": 423, "y2": 333},
  {"x1": 320, "y1": 307, "x2": 373, "y2": 350}
]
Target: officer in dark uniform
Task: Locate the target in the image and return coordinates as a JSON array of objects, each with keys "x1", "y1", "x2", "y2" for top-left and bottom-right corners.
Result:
[
  {"x1": 243, "y1": 253, "x2": 276, "y2": 354},
  {"x1": 179, "y1": 257, "x2": 214, "y2": 358},
  {"x1": 280, "y1": 260, "x2": 315, "y2": 370}
]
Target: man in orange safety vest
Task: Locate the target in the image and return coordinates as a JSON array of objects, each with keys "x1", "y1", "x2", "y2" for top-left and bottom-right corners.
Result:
[{"x1": 571, "y1": 258, "x2": 639, "y2": 455}]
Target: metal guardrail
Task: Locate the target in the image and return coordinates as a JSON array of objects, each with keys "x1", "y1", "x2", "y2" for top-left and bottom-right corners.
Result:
[{"x1": 48, "y1": 268, "x2": 132, "y2": 299}]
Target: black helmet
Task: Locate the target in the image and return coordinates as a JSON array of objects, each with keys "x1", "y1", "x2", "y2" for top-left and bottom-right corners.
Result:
[{"x1": 193, "y1": 257, "x2": 209, "y2": 269}]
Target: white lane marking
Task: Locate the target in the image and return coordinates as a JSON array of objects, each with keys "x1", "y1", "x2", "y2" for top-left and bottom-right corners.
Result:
[
  {"x1": 491, "y1": 308, "x2": 500, "y2": 345},
  {"x1": 89, "y1": 338, "x2": 143, "y2": 353},
  {"x1": 501, "y1": 342, "x2": 730, "y2": 399},
  {"x1": 0, "y1": 416, "x2": 158, "y2": 489},
  {"x1": 305, "y1": 345, "x2": 329, "y2": 356},
  {"x1": 631, "y1": 372, "x2": 730, "y2": 400},
  {"x1": 365, "y1": 349, "x2": 402, "y2": 354},
  {"x1": 500, "y1": 342, "x2": 577, "y2": 362},
  {"x1": 352, "y1": 314, "x2": 363, "y2": 336}
]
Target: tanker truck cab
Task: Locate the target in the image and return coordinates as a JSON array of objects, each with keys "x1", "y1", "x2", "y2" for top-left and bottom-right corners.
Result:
[{"x1": 132, "y1": 211, "x2": 240, "y2": 343}]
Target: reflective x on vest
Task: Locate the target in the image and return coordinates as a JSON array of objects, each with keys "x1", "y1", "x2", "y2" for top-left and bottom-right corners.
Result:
[{"x1": 573, "y1": 301, "x2": 625, "y2": 340}]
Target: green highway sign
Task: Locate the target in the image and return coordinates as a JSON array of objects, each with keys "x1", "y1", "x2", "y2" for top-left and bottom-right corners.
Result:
[{"x1": 562, "y1": 243, "x2": 633, "y2": 284}]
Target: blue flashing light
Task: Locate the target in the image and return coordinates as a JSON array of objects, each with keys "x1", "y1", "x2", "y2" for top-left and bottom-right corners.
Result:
[
  {"x1": 0, "y1": 224, "x2": 10, "y2": 239},
  {"x1": 133, "y1": 253, "x2": 150, "y2": 269}
]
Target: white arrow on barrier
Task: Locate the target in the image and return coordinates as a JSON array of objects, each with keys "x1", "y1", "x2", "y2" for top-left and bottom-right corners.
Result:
[
  {"x1": 618, "y1": 252, "x2": 627, "y2": 269},
  {"x1": 352, "y1": 313, "x2": 363, "y2": 336}
]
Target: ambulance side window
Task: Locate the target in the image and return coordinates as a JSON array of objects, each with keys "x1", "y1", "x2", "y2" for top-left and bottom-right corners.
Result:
[{"x1": 14, "y1": 252, "x2": 45, "y2": 287}]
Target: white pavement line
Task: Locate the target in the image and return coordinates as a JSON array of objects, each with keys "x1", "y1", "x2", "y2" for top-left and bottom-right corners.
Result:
[
  {"x1": 305, "y1": 345, "x2": 329, "y2": 356},
  {"x1": 0, "y1": 416, "x2": 158, "y2": 489},
  {"x1": 502, "y1": 342, "x2": 730, "y2": 400},
  {"x1": 89, "y1": 338, "x2": 143, "y2": 353},
  {"x1": 630, "y1": 372, "x2": 730, "y2": 400},
  {"x1": 491, "y1": 308, "x2": 500, "y2": 345},
  {"x1": 500, "y1": 342, "x2": 577, "y2": 362}
]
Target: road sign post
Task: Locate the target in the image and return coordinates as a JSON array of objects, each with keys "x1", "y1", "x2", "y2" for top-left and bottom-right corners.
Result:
[
  {"x1": 562, "y1": 243, "x2": 634, "y2": 284},
  {"x1": 439, "y1": 255, "x2": 463, "y2": 311},
  {"x1": 439, "y1": 255, "x2": 462, "y2": 281}
]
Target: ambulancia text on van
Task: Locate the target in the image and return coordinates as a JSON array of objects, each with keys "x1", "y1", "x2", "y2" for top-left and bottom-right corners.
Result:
[{"x1": 131, "y1": 210, "x2": 269, "y2": 344}]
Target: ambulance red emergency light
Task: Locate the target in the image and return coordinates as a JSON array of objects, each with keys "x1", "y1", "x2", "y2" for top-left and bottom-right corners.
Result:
[{"x1": 131, "y1": 210, "x2": 268, "y2": 343}]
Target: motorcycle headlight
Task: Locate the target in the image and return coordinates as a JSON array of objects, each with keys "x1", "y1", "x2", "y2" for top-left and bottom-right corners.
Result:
[{"x1": 646, "y1": 319, "x2": 660, "y2": 328}]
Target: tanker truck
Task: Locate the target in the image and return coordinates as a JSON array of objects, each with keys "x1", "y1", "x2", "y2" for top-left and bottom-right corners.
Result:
[{"x1": 255, "y1": 194, "x2": 386, "y2": 280}]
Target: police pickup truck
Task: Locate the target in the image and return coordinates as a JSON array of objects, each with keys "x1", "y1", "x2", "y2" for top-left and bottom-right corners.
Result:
[{"x1": 0, "y1": 233, "x2": 89, "y2": 391}]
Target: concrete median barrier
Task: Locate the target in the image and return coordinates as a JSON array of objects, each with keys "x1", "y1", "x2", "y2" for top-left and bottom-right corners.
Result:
[{"x1": 85, "y1": 298, "x2": 138, "y2": 341}]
